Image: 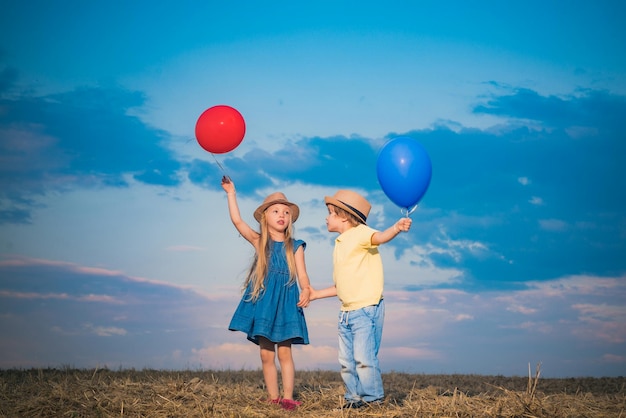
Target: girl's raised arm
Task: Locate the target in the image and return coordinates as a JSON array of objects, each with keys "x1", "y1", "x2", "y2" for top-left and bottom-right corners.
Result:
[{"x1": 221, "y1": 177, "x2": 259, "y2": 246}]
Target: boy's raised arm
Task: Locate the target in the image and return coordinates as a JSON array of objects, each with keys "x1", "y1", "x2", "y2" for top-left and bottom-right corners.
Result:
[{"x1": 371, "y1": 217, "x2": 412, "y2": 245}]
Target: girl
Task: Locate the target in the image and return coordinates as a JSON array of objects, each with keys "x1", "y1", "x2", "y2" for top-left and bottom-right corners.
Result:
[{"x1": 221, "y1": 176, "x2": 311, "y2": 410}]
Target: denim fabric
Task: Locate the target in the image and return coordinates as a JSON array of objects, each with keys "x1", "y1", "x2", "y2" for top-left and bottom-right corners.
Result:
[
  {"x1": 337, "y1": 299, "x2": 385, "y2": 402},
  {"x1": 229, "y1": 240, "x2": 309, "y2": 345}
]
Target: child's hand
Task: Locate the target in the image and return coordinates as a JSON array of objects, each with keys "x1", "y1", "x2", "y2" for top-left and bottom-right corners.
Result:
[
  {"x1": 297, "y1": 287, "x2": 311, "y2": 308},
  {"x1": 396, "y1": 217, "x2": 412, "y2": 232},
  {"x1": 221, "y1": 176, "x2": 235, "y2": 194}
]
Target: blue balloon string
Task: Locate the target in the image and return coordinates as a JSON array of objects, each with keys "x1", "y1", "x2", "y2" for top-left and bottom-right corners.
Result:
[{"x1": 401, "y1": 205, "x2": 418, "y2": 217}]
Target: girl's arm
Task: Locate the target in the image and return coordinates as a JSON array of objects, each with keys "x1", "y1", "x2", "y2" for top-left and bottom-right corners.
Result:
[
  {"x1": 294, "y1": 245, "x2": 311, "y2": 307},
  {"x1": 371, "y1": 217, "x2": 412, "y2": 245},
  {"x1": 221, "y1": 177, "x2": 259, "y2": 246}
]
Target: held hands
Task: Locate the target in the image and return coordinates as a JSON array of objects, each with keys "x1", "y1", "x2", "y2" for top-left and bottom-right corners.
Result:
[{"x1": 297, "y1": 286, "x2": 311, "y2": 308}]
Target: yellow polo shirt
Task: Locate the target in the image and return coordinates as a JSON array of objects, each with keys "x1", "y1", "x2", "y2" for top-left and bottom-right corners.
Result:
[{"x1": 333, "y1": 224, "x2": 383, "y2": 311}]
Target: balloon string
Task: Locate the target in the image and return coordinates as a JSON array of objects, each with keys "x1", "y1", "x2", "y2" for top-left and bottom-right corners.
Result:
[
  {"x1": 212, "y1": 153, "x2": 232, "y2": 183},
  {"x1": 186, "y1": 137, "x2": 230, "y2": 180},
  {"x1": 211, "y1": 153, "x2": 228, "y2": 175},
  {"x1": 401, "y1": 205, "x2": 418, "y2": 218}
]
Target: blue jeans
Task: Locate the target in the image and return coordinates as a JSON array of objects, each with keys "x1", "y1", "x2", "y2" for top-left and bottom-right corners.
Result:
[{"x1": 337, "y1": 299, "x2": 385, "y2": 402}]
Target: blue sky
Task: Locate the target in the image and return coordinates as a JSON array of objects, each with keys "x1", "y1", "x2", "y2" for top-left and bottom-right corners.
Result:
[{"x1": 1, "y1": 1, "x2": 625, "y2": 377}]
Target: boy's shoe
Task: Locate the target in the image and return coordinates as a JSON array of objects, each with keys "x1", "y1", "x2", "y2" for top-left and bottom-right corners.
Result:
[
  {"x1": 265, "y1": 398, "x2": 281, "y2": 405},
  {"x1": 335, "y1": 399, "x2": 383, "y2": 410},
  {"x1": 338, "y1": 400, "x2": 366, "y2": 409},
  {"x1": 280, "y1": 399, "x2": 302, "y2": 410}
]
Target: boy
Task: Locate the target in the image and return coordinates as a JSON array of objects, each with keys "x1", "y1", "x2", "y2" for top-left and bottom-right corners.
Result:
[{"x1": 310, "y1": 190, "x2": 412, "y2": 409}]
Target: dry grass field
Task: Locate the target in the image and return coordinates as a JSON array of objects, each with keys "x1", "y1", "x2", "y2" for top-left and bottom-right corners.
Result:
[{"x1": 1, "y1": 367, "x2": 624, "y2": 417}]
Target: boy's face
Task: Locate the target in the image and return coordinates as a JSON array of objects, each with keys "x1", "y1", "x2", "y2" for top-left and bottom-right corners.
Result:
[{"x1": 325, "y1": 205, "x2": 343, "y2": 233}]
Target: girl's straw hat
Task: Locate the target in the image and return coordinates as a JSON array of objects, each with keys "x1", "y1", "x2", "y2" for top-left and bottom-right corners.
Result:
[
  {"x1": 254, "y1": 192, "x2": 300, "y2": 223},
  {"x1": 324, "y1": 190, "x2": 371, "y2": 225}
]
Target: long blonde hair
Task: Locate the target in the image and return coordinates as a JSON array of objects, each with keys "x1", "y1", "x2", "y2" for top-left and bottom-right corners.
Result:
[{"x1": 244, "y1": 211, "x2": 297, "y2": 301}]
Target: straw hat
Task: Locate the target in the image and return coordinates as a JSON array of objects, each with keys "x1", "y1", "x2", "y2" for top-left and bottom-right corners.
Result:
[
  {"x1": 253, "y1": 192, "x2": 300, "y2": 223},
  {"x1": 324, "y1": 190, "x2": 371, "y2": 224}
]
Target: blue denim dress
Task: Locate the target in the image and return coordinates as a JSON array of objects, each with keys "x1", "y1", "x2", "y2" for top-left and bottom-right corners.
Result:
[{"x1": 229, "y1": 239, "x2": 309, "y2": 345}]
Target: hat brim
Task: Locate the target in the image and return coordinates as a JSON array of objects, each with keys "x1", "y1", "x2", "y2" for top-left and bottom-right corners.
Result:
[
  {"x1": 254, "y1": 199, "x2": 300, "y2": 223},
  {"x1": 324, "y1": 196, "x2": 367, "y2": 225}
]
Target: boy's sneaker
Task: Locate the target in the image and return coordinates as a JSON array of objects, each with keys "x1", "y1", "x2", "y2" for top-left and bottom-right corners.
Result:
[
  {"x1": 337, "y1": 400, "x2": 366, "y2": 409},
  {"x1": 280, "y1": 399, "x2": 302, "y2": 410},
  {"x1": 335, "y1": 399, "x2": 383, "y2": 410}
]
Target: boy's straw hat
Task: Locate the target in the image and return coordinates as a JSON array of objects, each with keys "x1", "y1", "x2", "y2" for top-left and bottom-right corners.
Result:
[
  {"x1": 254, "y1": 192, "x2": 300, "y2": 223},
  {"x1": 324, "y1": 190, "x2": 371, "y2": 225}
]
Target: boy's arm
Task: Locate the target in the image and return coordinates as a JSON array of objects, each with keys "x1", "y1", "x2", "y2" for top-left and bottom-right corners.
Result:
[
  {"x1": 371, "y1": 217, "x2": 412, "y2": 245},
  {"x1": 310, "y1": 284, "x2": 337, "y2": 301}
]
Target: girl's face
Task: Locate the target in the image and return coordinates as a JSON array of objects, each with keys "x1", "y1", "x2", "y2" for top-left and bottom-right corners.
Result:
[{"x1": 264, "y1": 203, "x2": 292, "y2": 232}]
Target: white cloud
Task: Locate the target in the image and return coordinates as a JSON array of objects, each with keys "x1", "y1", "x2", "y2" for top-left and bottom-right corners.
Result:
[
  {"x1": 382, "y1": 345, "x2": 443, "y2": 361},
  {"x1": 526, "y1": 275, "x2": 624, "y2": 297},
  {"x1": 506, "y1": 304, "x2": 537, "y2": 315},
  {"x1": 296, "y1": 344, "x2": 338, "y2": 368},
  {"x1": 539, "y1": 218, "x2": 569, "y2": 232},
  {"x1": 512, "y1": 321, "x2": 553, "y2": 334},
  {"x1": 190, "y1": 343, "x2": 259, "y2": 369},
  {"x1": 454, "y1": 313, "x2": 474, "y2": 321},
  {"x1": 571, "y1": 303, "x2": 626, "y2": 343},
  {"x1": 85, "y1": 324, "x2": 128, "y2": 337},
  {"x1": 436, "y1": 227, "x2": 492, "y2": 260},
  {"x1": 602, "y1": 354, "x2": 626, "y2": 363},
  {"x1": 383, "y1": 245, "x2": 465, "y2": 288},
  {"x1": 0, "y1": 290, "x2": 123, "y2": 304},
  {"x1": 2, "y1": 258, "x2": 625, "y2": 376}
]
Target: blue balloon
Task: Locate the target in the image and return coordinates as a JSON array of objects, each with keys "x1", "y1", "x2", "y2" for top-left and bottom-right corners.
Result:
[{"x1": 376, "y1": 137, "x2": 432, "y2": 209}]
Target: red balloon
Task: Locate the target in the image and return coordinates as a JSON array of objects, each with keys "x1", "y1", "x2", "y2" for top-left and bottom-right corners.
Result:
[{"x1": 195, "y1": 105, "x2": 246, "y2": 154}]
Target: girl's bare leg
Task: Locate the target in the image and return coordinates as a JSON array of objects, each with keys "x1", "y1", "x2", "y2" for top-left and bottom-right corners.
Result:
[
  {"x1": 259, "y1": 337, "x2": 280, "y2": 400},
  {"x1": 277, "y1": 341, "x2": 295, "y2": 400}
]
